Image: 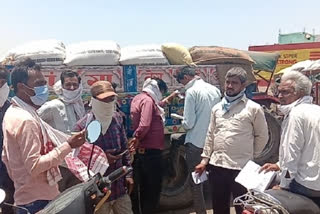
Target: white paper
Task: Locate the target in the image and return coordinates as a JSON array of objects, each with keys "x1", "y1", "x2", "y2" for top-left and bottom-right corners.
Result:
[
  {"x1": 170, "y1": 113, "x2": 184, "y2": 120},
  {"x1": 235, "y1": 160, "x2": 276, "y2": 192},
  {"x1": 192, "y1": 171, "x2": 208, "y2": 184}
]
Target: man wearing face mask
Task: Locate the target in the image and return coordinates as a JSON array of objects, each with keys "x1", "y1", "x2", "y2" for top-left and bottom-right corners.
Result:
[
  {"x1": 2, "y1": 59, "x2": 86, "y2": 214},
  {"x1": 129, "y1": 78, "x2": 178, "y2": 214},
  {"x1": 74, "y1": 81, "x2": 134, "y2": 214},
  {"x1": 38, "y1": 70, "x2": 85, "y2": 134},
  {"x1": 174, "y1": 66, "x2": 221, "y2": 214},
  {"x1": 261, "y1": 71, "x2": 320, "y2": 199},
  {"x1": 37, "y1": 70, "x2": 85, "y2": 191},
  {"x1": 0, "y1": 67, "x2": 14, "y2": 214},
  {"x1": 195, "y1": 67, "x2": 268, "y2": 214}
]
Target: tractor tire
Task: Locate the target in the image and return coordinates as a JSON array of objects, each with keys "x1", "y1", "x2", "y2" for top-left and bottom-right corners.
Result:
[
  {"x1": 158, "y1": 146, "x2": 193, "y2": 210},
  {"x1": 254, "y1": 109, "x2": 282, "y2": 165}
]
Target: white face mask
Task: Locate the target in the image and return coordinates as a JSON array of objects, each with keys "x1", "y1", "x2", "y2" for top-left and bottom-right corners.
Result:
[
  {"x1": 0, "y1": 83, "x2": 10, "y2": 107},
  {"x1": 91, "y1": 98, "x2": 115, "y2": 135},
  {"x1": 62, "y1": 87, "x2": 81, "y2": 100}
]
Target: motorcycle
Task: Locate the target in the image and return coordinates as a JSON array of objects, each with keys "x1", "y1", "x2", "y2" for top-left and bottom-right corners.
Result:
[
  {"x1": 39, "y1": 166, "x2": 132, "y2": 214},
  {"x1": 234, "y1": 189, "x2": 320, "y2": 214},
  {"x1": 0, "y1": 166, "x2": 131, "y2": 214},
  {"x1": 1, "y1": 120, "x2": 132, "y2": 214}
]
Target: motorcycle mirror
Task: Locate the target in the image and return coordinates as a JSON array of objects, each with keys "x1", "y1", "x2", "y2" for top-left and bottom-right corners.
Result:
[
  {"x1": 86, "y1": 120, "x2": 102, "y2": 144},
  {"x1": 0, "y1": 188, "x2": 5, "y2": 205}
]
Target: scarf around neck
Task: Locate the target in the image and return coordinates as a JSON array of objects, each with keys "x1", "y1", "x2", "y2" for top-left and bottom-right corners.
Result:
[
  {"x1": 278, "y1": 96, "x2": 313, "y2": 117},
  {"x1": 53, "y1": 80, "x2": 85, "y2": 120},
  {"x1": 142, "y1": 78, "x2": 165, "y2": 123},
  {"x1": 12, "y1": 96, "x2": 109, "y2": 184},
  {"x1": 221, "y1": 89, "x2": 246, "y2": 113}
]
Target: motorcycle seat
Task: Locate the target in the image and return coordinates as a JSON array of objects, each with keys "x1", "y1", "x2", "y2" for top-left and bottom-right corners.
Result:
[{"x1": 265, "y1": 189, "x2": 320, "y2": 214}]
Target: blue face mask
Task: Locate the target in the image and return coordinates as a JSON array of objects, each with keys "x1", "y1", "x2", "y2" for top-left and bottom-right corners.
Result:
[{"x1": 28, "y1": 85, "x2": 49, "y2": 106}]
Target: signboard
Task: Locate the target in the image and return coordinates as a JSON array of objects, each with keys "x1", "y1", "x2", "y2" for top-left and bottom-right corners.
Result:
[
  {"x1": 249, "y1": 42, "x2": 320, "y2": 81},
  {"x1": 41, "y1": 66, "x2": 124, "y2": 93},
  {"x1": 135, "y1": 65, "x2": 219, "y2": 92},
  {"x1": 275, "y1": 49, "x2": 320, "y2": 73}
]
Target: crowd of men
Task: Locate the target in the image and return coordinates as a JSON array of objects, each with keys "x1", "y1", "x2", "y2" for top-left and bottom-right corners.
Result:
[{"x1": 0, "y1": 58, "x2": 320, "y2": 214}]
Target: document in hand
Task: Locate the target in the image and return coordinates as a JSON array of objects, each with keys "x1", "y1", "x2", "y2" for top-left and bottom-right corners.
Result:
[
  {"x1": 235, "y1": 160, "x2": 276, "y2": 192},
  {"x1": 192, "y1": 171, "x2": 208, "y2": 184}
]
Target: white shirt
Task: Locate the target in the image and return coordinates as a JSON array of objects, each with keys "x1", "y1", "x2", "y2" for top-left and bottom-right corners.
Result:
[
  {"x1": 37, "y1": 99, "x2": 83, "y2": 134},
  {"x1": 201, "y1": 96, "x2": 269, "y2": 170},
  {"x1": 182, "y1": 78, "x2": 221, "y2": 148},
  {"x1": 279, "y1": 99, "x2": 320, "y2": 191}
]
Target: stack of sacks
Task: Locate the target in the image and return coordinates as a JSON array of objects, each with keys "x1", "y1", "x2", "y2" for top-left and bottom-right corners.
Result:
[
  {"x1": 120, "y1": 44, "x2": 169, "y2": 65},
  {"x1": 189, "y1": 46, "x2": 254, "y2": 65},
  {"x1": 1, "y1": 39, "x2": 66, "y2": 65},
  {"x1": 161, "y1": 43, "x2": 195, "y2": 66},
  {"x1": 189, "y1": 46, "x2": 256, "y2": 88},
  {"x1": 64, "y1": 41, "x2": 121, "y2": 66}
]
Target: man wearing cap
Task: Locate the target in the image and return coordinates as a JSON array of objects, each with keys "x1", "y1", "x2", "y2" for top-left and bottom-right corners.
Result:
[{"x1": 74, "y1": 81, "x2": 134, "y2": 214}]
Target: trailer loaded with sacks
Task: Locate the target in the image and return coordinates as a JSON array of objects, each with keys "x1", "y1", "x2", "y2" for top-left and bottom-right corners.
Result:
[{"x1": 1, "y1": 40, "x2": 282, "y2": 210}]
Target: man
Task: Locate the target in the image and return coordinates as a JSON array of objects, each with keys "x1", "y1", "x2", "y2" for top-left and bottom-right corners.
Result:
[
  {"x1": 195, "y1": 67, "x2": 269, "y2": 214},
  {"x1": 130, "y1": 78, "x2": 175, "y2": 214},
  {"x1": 2, "y1": 60, "x2": 86, "y2": 214},
  {"x1": 174, "y1": 66, "x2": 221, "y2": 214},
  {"x1": 74, "y1": 81, "x2": 134, "y2": 214},
  {"x1": 38, "y1": 70, "x2": 85, "y2": 134},
  {"x1": 37, "y1": 70, "x2": 85, "y2": 191},
  {"x1": 0, "y1": 67, "x2": 14, "y2": 214},
  {"x1": 261, "y1": 71, "x2": 320, "y2": 198}
]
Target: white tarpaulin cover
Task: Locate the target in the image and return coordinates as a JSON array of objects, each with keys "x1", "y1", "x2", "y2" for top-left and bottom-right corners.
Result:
[
  {"x1": 120, "y1": 44, "x2": 169, "y2": 65},
  {"x1": 1, "y1": 39, "x2": 66, "y2": 65},
  {"x1": 64, "y1": 41, "x2": 121, "y2": 66}
]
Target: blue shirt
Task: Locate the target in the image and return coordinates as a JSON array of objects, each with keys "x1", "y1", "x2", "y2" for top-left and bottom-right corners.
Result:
[{"x1": 182, "y1": 78, "x2": 221, "y2": 148}]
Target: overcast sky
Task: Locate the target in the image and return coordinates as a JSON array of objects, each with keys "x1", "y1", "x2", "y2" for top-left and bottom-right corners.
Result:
[{"x1": 1, "y1": 0, "x2": 320, "y2": 55}]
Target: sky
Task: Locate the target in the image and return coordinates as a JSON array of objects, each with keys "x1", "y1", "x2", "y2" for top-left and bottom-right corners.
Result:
[{"x1": 1, "y1": 0, "x2": 320, "y2": 55}]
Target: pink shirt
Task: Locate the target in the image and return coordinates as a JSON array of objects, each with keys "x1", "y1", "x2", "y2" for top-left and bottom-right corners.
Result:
[
  {"x1": 130, "y1": 92, "x2": 164, "y2": 150},
  {"x1": 2, "y1": 104, "x2": 71, "y2": 205}
]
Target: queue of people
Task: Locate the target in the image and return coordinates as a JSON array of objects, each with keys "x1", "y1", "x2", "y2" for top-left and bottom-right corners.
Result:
[{"x1": 1, "y1": 58, "x2": 320, "y2": 214}]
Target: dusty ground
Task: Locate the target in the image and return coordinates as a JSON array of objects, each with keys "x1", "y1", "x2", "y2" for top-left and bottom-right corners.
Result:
[
  {"x1": 157, "y1": 207, "x2": 236, "y2": 214},
  {"x1": 157, "y1": 195, "x2": 236, "y2": 214}
]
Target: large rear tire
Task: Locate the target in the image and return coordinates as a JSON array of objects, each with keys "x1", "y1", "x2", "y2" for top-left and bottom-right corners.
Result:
[
  {"x1": 158, "y1": 146, "x2": 193, "y2": 210},
  {"x1": 254, "y1": 110, "x2": 281, "y2": 165}
]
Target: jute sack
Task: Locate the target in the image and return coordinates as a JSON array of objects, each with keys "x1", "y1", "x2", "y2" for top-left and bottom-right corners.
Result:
[
  {"x1": 189, "y1": 46, "x2": 254, "y2": 65},
  {"x1": 161, "y1": 43, "x2": 195, "y2": 66}
]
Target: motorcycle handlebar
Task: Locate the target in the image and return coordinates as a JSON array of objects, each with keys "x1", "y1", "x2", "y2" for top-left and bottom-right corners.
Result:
[{"x1": 102, "y1": 166, "x2": 132, "y2": 185}]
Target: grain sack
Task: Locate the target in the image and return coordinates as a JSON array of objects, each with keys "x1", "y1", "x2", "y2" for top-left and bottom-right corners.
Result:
[
  {"x1": 64, "y1": 41, "x2": 121, "y2": 66},
  {"x1": 1, "y1": 40, "x2": 66, "y2": 65},
  {"x1": 161, "y1": 43, "x2": 195, "y2": 65},
  {"x1": 120, "y1": 44, "x2": 169, "y2": 65},
  {"x1": 189, "y1": 46, "x2": 254, "y2": 65}
]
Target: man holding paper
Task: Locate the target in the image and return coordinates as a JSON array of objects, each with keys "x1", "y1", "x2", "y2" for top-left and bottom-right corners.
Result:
[
  {"x1": 261, "y1": 71, "x2": 320, "y2": 198},
  {"x1": 174, "y1": 66, "x2": 221, "y2": 214},
  {"x1": 2, "y1": 59, "x2": 86, "y2": 214},
  {"x1": 195, "y1": 67, "x2": 269, "y2": 214}
]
